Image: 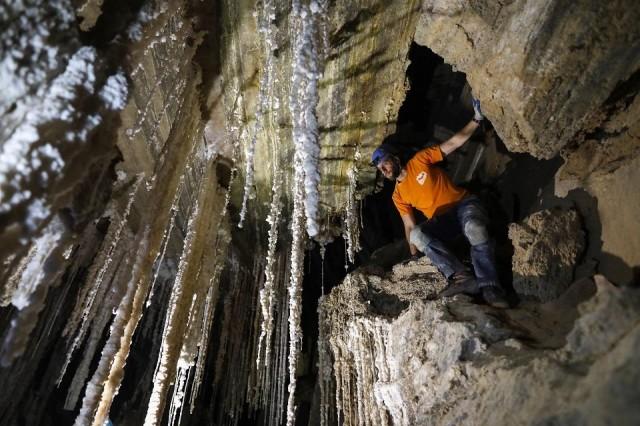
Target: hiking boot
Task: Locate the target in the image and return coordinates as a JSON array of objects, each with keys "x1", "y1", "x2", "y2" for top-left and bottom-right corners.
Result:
[
  {"x1": 481, "y1": 286, "x2": 509, "y2": 308},
  {"x1": 439, "y1": 271, "x2": 479, "y2": 298}
]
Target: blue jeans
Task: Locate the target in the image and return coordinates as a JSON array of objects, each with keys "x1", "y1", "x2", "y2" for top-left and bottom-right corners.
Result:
[{"x1": 409, "y1": 196, "x2": 499, "y2": 288}]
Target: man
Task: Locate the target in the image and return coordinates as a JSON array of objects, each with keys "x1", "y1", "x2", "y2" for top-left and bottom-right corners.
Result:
[{"x1": 371, "y1": 99, "x2": 508, "y2": 307}]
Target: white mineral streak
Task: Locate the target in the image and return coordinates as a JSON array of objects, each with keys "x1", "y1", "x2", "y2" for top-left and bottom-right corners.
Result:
[
  {"x1": 256, "y1": 166, "x2": 283, "y2": 374},
  {"x1": 317, "y1": 299, "x2": 332, "y2": 426},
  {"x1": 189, "y1": 264, "x2": 224, "y2": 411},
  {"x1": 285, "y1": 152, "x2": 306, "y2": 425},
  {"x1": 223, "y1": 14, "x2": 250, "y2": 221},
  {"x1": 0, "y1": 218, "x2": 67, "y2": 366},
  {"x1": 144, "y1": 196, "x2": 201, "y2": 426},
  {"x1": 145, "y1": 164, "x2": 228, "y2": 425},
  {"x1": 289, "y1": 0, "x2": 328, "y2": 238},
  {"x1": 168, "y1": 291, "x2": 200, "y2": 426},
  {"x1": 345, "y1": 165, "x2": 361, "y2": 264},
  {"x1": 73, "y1": 227, "x2": 150, "y2": 426},
  {"x1": 59, "y1": 177, "x2": 142, "y2": 382},
  {"x1": 254, "y1": 0, "x2": 282, "y2": 381},
  {"x1": 99, "y1": 71, "x2": 129, "y2": 110},
  {"x1": 238, "y1": 0, "x2": 276, "y2": 228},
  {"x1": 91, "y1": 164, "x2": 220, "y2": 426},
  {"x1": 223, "y1": 91, "x2": 245, "y2": 219},
  {"x1": 146, "y1": 176, "x2": 184, "y2": 307}
]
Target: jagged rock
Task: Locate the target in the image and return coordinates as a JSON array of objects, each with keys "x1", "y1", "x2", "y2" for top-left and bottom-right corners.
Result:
[
  {"x1": 320, "y1": 264, "x2": 640, "y2": 426},
  {"x1": 414, "y1": 0, "x2": 640, "y2": 159},
  {"x1": 555, "y1": 90, "x2": 640, "y2": 284},
  {"x1": 509, "y1": 208, "x2": 585, "y2": 302}
]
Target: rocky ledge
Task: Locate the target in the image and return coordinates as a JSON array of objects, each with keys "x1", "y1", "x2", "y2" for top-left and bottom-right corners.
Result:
[{"x1": 319, "y1": 257, "x2": 640, "y2": 425}]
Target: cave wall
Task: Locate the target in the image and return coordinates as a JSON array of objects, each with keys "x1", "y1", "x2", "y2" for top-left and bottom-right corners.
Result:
[
  {"x1": 415, "y1": 0, "x2": 640, "y2": 159},
  {"x1": 1, "y1": 0, "x2": 426, "y2": 423},
  {"x1": 0, "y1": 0, "x2": 233, "y2": 424},
  {"x1": 221, "y1": 0, "x2": 423, "y2": 233},
  {"x1": 0, "y1": 0, "x2": 639, "y2": 424}
]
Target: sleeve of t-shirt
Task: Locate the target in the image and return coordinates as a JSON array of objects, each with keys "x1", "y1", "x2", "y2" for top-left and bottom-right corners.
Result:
[
  {"x1": 412, "y1": 145, "x2": 444, "y2": 165},
  {"x1": 392, "y1": 188, "x2": 412, "y2": 216}
]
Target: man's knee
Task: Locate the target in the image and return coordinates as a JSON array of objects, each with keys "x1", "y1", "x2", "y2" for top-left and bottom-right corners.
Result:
[
  {"x1": 409, "y1": 226, "x2": 432, "y2": 249},
  {"x1": 463, "y1": 219, "x2": 489, "y2": 245}
]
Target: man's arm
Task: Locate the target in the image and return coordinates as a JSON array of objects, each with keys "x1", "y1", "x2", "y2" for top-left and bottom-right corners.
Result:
[
  {"x1": 400, "y1": 211, "x2": 418, "y2": 255},
  {"x1": 439, "y1": 119, "x2": 480, "y2": 156}
]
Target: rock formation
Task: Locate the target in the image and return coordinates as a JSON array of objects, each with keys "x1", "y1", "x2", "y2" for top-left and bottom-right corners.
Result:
[
  {"x1": 0, "y1": 0, "x2": 638, "y2": 425},
  {"x1": 319, "y1": 263, "x2": 640, "y2": 426},
  {"x1": 509, "y1": 208, "x2": 585, "y2": 302}
]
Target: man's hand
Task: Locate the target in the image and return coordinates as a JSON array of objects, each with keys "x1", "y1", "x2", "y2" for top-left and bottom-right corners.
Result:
[{"x1": 400, "y1": 212, "x2": 418, "y2": 254}]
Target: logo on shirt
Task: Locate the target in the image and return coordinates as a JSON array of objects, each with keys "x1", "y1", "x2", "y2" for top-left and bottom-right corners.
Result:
[{"x1": 416, "y1": 171, "x2": 427, "y2": 185}]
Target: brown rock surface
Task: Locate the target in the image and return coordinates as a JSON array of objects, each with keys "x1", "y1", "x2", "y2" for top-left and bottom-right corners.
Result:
[
  {"x1": 509, "y1": 208, "x2": 585, "y2": 302},
  {"x1": 320, "y1": 263, "x2": 640, "y2": 426},
  {"x1": 414, "y1": 0, "x2": 640, "y2": 159}
]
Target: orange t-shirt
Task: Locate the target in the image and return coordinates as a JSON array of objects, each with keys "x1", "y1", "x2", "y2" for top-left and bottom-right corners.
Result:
[{"x1": 392, "y1": 146, "x2": 467, "y2": 219}]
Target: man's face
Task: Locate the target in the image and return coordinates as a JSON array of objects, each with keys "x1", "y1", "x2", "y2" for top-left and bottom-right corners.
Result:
[{"x1": 377, "y1": 155, "x2": 400, "y2": 180}]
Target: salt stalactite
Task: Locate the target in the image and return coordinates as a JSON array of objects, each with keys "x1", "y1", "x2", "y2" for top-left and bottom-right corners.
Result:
[
  {"x1": 285, "y1": 161, "x2": 306, "y2": 426},
  {"x1": 144, "y1": 198, "x2": 201, "y2": 426},
  {"x1": 73, "y1": 227, "x2": 150, "y2": 426},
  {"x1": 144, "y1": 157, "x2": 224, "y2": 425},
  {"x1": 252, "y1": 252, "x2": 288, "y2": 426},
  {"x1": 58, "y1": 177, "x2": 142, "y2": 382},
  {"x1": 238, "y1": 0, "x2": 277, "y2": 229},
  {"x1": 255, "y1": 174, "x2": 283, "y2": 376},
  {"x1": 274, "y1": 290, "x2": 289, "y2": 426},
  {"x1": 256, "y1": 143, "x2": 283, "y2": 375},
  {"x1": 189, "y1": 201, "x2": 231, "y2": 412},
  {"x1": 189, "y1": 264, "x2": 223, "y2": 411},
  {"x1": 0, "y1": 217, "x2": 67, "y2": 366},
  {"x1": 317, "y1": 298, "x2": 333, "y2": 426},
  {"x1": 284, "y1": 1, "x2": 328, "y2": 419},
  {"x1": 91, "y1": 164, "x2": 221, "y2": 425},
  {"x1": 167, "y1": 287, "x2": 201, "y2": 426},
  {"x1": 223, "y1": 15, "x2": 250, "y2": 221},
  {"x1": 209, "y1": 250, "x2": 262, "y2": 424},
  {"x1": 289, "y1": 0, "x2": 328, "y2": 238},
  {"x1": 64, "y1": 250, "x2": 130, "y2": 411},
  {"x1": 146, "y1": 175, "x2": 184, "y2": 307},
  {"x1": 318, "y1": 242, "x2": 327, "y2": 296},
  {"x1": 345, "y1": 165, "x2": 362, "y2": 264},
  {"x1": 319, "y1": 276, "x2": 402, "y2": 426}
]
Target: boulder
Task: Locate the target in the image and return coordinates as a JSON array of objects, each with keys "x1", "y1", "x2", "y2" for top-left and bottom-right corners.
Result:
[{"x1": 509, "y1": 208, "x2": 585, "y2": 302}]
